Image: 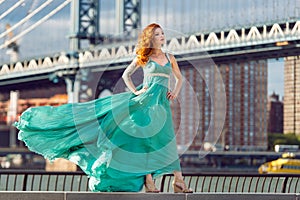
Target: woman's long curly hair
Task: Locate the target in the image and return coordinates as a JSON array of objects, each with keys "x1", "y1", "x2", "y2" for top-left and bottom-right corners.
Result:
[{"x1": 135, "y1": 23, "x2": 162, "y2": 66}]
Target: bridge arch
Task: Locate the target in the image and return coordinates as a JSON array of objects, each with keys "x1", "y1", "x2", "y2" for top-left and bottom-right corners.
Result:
[
  {"x1": 13, "y1": 62, "x2": 24, "y2": 72},
  {"x1": 42, "y1": 57, "x2": 53, "y2": 68},
  {"x1": 168, "y1": 38, "x2": 181, "y2": 51},
  {"x1": 291, "y1": 21, "x2": 300, "y2": 35},
  {"x1": 28, "y1": 60, "x2": 38, "y2": 70},
  {"x1": 0, "y1": 64, "x2": 10, "y2": 74},
  {"x1": 205, "y1": 32, "x2": 219, "y2": 46},
  {"x1": 57, "y1": 55, "x2": 69, "y2": 64},
  {"x1": 186, "y1": 35, "x2": 200, "y2": 49},
  {"x1": 246, "y1": 27, "x2": 262, "y2": 41},
  {"x1": 80, "y1": 51, "x2": 94, "y2": 62},
  {"x1": 116, "y1": 46, "x2": 129, "y2": 57},
  {"x1": 225, "y1": 30, "x2": 240, "y2": 44},
  {"x1": 99, "y1": 48, "x2": 111, "y2": 60},
  {"x1": 268, "y1": 23, "x2": 284, "y2": 38}
]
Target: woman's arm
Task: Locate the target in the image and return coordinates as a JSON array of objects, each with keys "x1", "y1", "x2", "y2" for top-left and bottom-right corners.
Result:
[
  {"x1": 167, "y1": 54, "x2": 183, "y2": 100},
  {"x1": 122, "y1": 58, "x2": 147, "y2": 95}
]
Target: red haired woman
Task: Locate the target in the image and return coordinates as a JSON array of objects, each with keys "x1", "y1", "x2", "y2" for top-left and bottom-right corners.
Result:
[
  {"x1": 122, "y1": 23, "x2": 192, "y2": 193},
  {"x1": 15, "y1": 23, "x2": 192, "y2": 193}
]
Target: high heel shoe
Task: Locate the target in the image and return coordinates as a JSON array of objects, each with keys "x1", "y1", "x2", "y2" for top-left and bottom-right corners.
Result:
[
  {"x1": 172, "y1": 177, "x2": 193, "y2": 193},
  {"x1": 144, "y1": 179, "x2": 160, "y2": 193}
]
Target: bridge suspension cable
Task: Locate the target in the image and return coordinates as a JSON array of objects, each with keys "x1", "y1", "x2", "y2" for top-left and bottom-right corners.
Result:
[
  {"x1": 0, "y1": 0, "x2": 53, "y2": 40},
  {"x1": 0, "y1": 0, "x2": 25, "y2": 21},
  {"x1": 21, "y1": 0, "x2": 40, "y2": 30},
  {"x1": 0, "y1": 0, "x2": 71, "y2": 50}
]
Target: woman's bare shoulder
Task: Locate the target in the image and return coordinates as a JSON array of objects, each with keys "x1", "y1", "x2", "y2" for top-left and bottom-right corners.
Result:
[
  {"x1": 131, "y1": 57, "x2": 142, "y2": 68},
  {"x1": 166, "y1": 53, "x2": 177, "y2": 63}
]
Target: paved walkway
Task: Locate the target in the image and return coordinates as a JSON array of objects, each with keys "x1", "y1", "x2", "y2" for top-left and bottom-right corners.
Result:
[{"x1": 0, "y1": 192, "x2": 298, "y2": 200}]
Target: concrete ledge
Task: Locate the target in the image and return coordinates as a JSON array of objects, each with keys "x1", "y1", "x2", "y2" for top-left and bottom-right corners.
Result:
[
  {"x1": 0, "y1": 192, "x2": 65, "y2": 200},
  {"x1": 0, "y1": 192, "x2": 299, "y2": 200}
]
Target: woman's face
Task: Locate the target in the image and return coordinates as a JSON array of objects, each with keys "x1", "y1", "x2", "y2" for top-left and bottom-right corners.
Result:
[{"x1": 152, "y1": 28, "x2": 165, "y2": 48}]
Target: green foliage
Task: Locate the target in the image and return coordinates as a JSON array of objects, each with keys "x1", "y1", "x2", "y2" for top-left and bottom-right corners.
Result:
[{"x1": 268, "y1": 133, "x2": 300, "y2": 150}]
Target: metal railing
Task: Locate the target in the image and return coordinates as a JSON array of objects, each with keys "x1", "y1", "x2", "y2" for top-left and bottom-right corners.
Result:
[
  {"x1": 1, "y1": 170, "x2": 300, "y2": 193},
  {"x1": 161, "y1": 173, "x2": 300, "y2": 193},
  {"x1": 0, "y1": 170, "x2": 88, "y2": 191}
]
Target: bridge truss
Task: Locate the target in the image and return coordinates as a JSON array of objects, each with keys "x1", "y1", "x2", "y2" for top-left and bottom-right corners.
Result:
[{"x1": 1, "y1": 20, "x2": 300, "y2": 82}]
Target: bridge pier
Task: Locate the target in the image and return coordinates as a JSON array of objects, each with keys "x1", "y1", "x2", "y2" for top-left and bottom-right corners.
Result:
[
  {"x1": 49, "y1": 67, "x2": 80, "y2": 103},
  {"x1": 64, "y1": 75, "x2": 79, "y2": 103}
]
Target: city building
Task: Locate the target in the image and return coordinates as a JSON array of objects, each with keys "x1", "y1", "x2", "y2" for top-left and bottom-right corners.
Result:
[
  {"x1": 267, "y1": 92, "x2": 283, "y2": 134},
  {"x1": 284, "y1": 56, "x2": 300, "y2": 136},
  {"x1": 173, "y1": 60, "x2": 268, "y2": 151},
  {"x1": 0, "y1": 94, "x2": 68, "y2": 147}
]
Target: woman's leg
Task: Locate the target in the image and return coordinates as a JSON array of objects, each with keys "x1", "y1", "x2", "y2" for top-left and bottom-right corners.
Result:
[
  {"x1": 172, "y1": 171, "x2": 193, "y2": 193},
  {"x1": 173, "y1": 171, "x2": 184, "y2": 180},
  {"x1": 144, "y1": 174, "x2": 159, "y2": 193},
  {"x1": 145, "y1": 174, "x2": 154, "y2": 182}
]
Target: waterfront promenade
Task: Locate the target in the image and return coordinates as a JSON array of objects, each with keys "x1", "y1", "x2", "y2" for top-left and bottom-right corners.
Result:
[
  {"x1": 1, "y1": 171, "x2": 299, "y2": 200},
  {"x1": 0, "y1": 192, "x2": 298, "y2": 200}
]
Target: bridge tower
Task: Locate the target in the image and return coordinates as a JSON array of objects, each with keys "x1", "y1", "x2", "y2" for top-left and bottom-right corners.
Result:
[
  {"x1": 52, "y1": 0, "x2": 102, "y2": 103},
  {"x1": 116, "y1": 0, "x2": 141, "y2": 37},
  {"x1": 69, "y1": 0, "x2": 101, "y2": 51},
  {"x1": 47, "y1": 0, "x2": 100, "y2": 103},
  {"x1": 53, "y1": 0, "x2": 141, "y2": 103}
]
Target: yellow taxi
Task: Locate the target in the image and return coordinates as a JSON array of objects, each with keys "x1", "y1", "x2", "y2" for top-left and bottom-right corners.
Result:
[{"x1": 258, "y1": 153, "x2": 300, "y2": 174}]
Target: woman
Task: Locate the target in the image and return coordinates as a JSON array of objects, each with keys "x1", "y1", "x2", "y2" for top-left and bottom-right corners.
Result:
[{"x1": 15, "y1": 23, "x2": 192, "y2": 193}]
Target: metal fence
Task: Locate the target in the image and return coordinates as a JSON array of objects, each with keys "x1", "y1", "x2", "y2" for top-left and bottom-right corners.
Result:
[
  {"x1": 0, "y1": 170, "x2": 88, "y2": 191},
  {"x1": 161, "y1": 173, "x2": 300, "y2": 193},
  {"x1": 1, "y1": 170, "x2": 300, "y2": 193}
]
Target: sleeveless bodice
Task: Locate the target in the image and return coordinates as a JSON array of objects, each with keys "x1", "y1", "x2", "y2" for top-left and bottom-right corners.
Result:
[
  {"x1": 143, "y1": 59, "x2": 172, "y2": 75},
  {"x1": 143, "y1": 59, "x2": 172, "y2": 90}
]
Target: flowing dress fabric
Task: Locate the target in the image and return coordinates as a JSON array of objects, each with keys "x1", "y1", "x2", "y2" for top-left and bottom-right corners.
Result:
[{"x1": 15, "y1": 59, "x2": 181, "y2": 192}]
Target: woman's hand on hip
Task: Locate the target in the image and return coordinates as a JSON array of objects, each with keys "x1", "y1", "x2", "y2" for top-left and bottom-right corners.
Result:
[
  {"x1": 167, "y1": 91, "x2": 177, "y2": 100},
  {"x1": 134, "y1": 87, "x2": 148, "y2": 95}
]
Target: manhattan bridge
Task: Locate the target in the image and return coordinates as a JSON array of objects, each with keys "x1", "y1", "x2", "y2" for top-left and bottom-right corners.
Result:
[{"x1": 0, "y1": 0, "x2": 300, "y2": 152}]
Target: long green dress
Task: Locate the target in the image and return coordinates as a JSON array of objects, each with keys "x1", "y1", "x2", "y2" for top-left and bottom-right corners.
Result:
[{"x1": 15, "y1": 56, "x2": 181, "y2": 192}]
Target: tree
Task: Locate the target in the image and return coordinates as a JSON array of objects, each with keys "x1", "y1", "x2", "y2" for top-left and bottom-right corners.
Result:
[{"x1": 268, "y1": 133, "x2": 300, "y2": 151}]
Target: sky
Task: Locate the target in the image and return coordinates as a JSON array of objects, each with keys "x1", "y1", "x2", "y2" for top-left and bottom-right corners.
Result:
[
  {"x1": 267, "y1": 59, "x2": 284, "y2": 100},
  {"x1": 0, "y1": 0, "x2": 297, "y2": 98}
]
